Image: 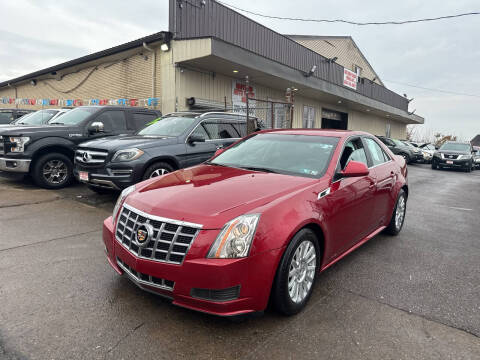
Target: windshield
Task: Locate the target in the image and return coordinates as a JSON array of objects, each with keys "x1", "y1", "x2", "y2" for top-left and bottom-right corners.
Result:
[
  {"x1": 48, "y1": 107, "x2": 96, "y2": 125},
  {"x1": 440, "y1": 143, "x2": 471, "y2": 152},
  {"x1": 209, "y1": 133, "x2": 339, "y2": 178},
  {"x1": 14, "y1": 110, "x2": 58, "y2": 125},
  {"x1": 392, "y1": 139, "x2": 406, "y2": 147},
  {"x1": 138, "y1": 116, "x2": 196, "y2": 137}
]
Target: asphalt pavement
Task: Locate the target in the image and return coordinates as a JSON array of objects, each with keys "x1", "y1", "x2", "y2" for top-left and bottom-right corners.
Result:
[{"x1": 0, "y1": 165, "x2": 479, "y2": 360}]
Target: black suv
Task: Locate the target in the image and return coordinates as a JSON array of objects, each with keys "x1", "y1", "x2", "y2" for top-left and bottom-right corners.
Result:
[
  {"x1": 376, "y1": 136, "x2": 422, "y2": 164},
  {"x1": 0, "y1": 106, "x2": 161, "y2": 188},
  {"x1": 74, "y1": 112, "x2": 254, "y2": 191},
  {"x1": 0, "y1": 109, "x2": 34, "y2": 124},
  {"x1": 432, "y1": 141, "x2": 475, "y2": 172}
]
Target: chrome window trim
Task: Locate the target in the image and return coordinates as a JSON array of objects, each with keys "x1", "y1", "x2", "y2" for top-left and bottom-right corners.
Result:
[
  {"x1": 185, "y1": 118, "x2": 245, "y2": 144},
  {"x1": 122, "y1": 203, "x2": 203, "y2": 229}
]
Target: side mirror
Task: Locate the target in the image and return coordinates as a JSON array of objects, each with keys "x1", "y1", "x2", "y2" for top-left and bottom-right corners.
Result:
[
  {"x1": 341, "y1": 161, "x2": 369, "y2": 177},
  {"x1": 89, "y1": 121, "x2": 104, "y2": 134},
  {"x1": 214, "y1": 148, "x2": 225, "y2": 157},
  {"x1": 435, "y1": 145, "x2": 439, "y2": 150},
  {"x1": 188, "y1": 135, "x2": 206, "y2": 144}
]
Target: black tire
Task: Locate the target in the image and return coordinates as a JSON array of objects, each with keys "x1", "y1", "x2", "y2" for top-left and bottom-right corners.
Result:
[
  {"x1": 431, "y1": 161, "x2": 437, "y2": 170},
  {"x1": 385, "y1": 189, "x2": 407, "y2": 236},
  {"x1": 32, "y1": 153, "x2": 73, "y2": 189},
  {"x1": 142, "y1": 162, "x2": 175, "y2": 180},
  {"x1": 466, "y1": 163, "x2": 472, "y2": 173},
  {"x1": 400, "y1": 153, "x2": 411, "y2": 164},
  {"x1": 272, "y1": 228, "x2": 320, "y2": 316},
  {"x1": 87, "y1": 185, "x2": 114, "y2": 194}
]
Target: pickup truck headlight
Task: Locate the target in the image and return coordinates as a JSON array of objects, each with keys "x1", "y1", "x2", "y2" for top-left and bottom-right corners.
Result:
[
  {"x1": 111, "y1": 148, "x2": 144, "y2": 162},
  {"x1": 433, "y1": 152, "x2": 443, "y2": 159},
  {"x1": 207, "y1": 214, "x2": 260, "y2": 259},
  {"x1": 112, "y1": 185, "x2": 136, "y2": 224},
  {"x1": 9, "y1": 136, "x2": 30, "y2": 152}
]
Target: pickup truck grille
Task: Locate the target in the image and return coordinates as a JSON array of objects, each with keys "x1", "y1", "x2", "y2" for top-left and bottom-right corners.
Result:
[
  {"x1": 115, "y1": 204, "x2": 202, "y2": 265},
  {"x1": 75, "y1": 149, "x2": 108, "y2": 165},
  {"x1": 0, "y1": 136, "x2": 4, "y2": 155}
]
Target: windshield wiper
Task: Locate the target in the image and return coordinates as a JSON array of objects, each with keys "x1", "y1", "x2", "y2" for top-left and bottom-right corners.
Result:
[{"x1": 239, "y1": 166, "x2": 279, "y2": 174}]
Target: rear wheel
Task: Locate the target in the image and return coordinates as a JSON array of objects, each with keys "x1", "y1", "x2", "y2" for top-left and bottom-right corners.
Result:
[
  {"x1": 272, "y1": 229, "x2": 320, "y2": 315},
  {"x1": 142, "y1": 162, "x2": 175, "y2": 180},
  {"x1": 32, "y1": 153, "x2": 73, "y2": 189},
  {"x1": 385, "y1": 189, "x2": 407, "y2": 235}
]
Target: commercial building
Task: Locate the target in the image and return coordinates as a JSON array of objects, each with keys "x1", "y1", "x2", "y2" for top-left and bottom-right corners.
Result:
[{"x1": 0, "y1": 0, "x2": 424, "y2": 138}]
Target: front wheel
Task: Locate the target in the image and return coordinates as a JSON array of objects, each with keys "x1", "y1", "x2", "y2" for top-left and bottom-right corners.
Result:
[
  {"x1": 142, "y1": 162, "x2": 174, "y2": 180},
  {"x1": 431, "y1": 161, "x2": 437, "y2": 170},
  {"x1": 272, "y1": 229, "x2": 320, "y2": 315},
  {"x1": 32, "y1": 153, "x2": 73, "y2": 189},
  {"x1": 385, "y1": 189, "x2": 407, "y2": 235}
]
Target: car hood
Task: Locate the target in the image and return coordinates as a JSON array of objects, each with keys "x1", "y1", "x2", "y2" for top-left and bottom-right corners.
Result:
[
  {"x1": 0, "y1": 125, "x2": 75, "y2": 135},
  {"x1": 125, "y1": 164, "x2": 318, "y2": 229},
  {"x1": 79, "y1": 135, "x2": 177, "y2": 152}
]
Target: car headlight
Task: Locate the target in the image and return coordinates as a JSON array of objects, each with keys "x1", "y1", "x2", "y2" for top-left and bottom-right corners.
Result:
[
  {"x1": 112, "y1": 185, "x2": 136, "y2": 224},
  {"x1": 207, "y1": 214, "x2": 260, "y2": 259},
  {"x1": 9, "y1": 136, "x2": 30, "y2": 152},
  {"x1": 458, "y1": 154, "x2": 472, "y2": 160},
  {"x1": 111, "y1": 148, "x2": 144, "y2": 162}
]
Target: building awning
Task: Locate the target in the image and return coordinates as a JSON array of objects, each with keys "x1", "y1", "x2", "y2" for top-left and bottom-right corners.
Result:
[{"x1": 174, "y1": 38, "x2": 424, "y2": 125}]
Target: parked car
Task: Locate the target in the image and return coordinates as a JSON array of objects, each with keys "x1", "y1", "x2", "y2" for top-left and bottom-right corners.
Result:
[
  {"x1": 0, "y1": 109, "x2": 34, "y2": 124},
  {"x1": 102, "y1": 129, "x2": 408, "y2": 316},
  {"x1": 10, "y1": 108, "x2": 70, "y2": 126},
  {"x1": 74, "y1": 112, "x2": 258, "y2": 192},
  {"x1": 0, "y1": 106, "x2": 161, "y2": 188},
  {"x1": 432, "y1": 141, "x2": 475, "y2": 172},
  {"x1": 376, "y1": 136, "x2": 422, "y2": 163},
  {"x1": 472, "y1": 146, "x2": 480, "y2": 169},
  {"x1": 418, "y1": 143, "x2": 436, "y2": 163}
]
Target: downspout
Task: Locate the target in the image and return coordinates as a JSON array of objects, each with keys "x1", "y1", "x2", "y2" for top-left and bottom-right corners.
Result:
[{"x1": 143, "y1": 42, "x2": 156, "y2": 100}]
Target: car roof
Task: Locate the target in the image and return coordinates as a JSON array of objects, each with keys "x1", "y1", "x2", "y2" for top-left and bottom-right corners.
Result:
[
  {"x1": 75, "y1": 106, "x2": 158, "y2": 111},
  {"x1": 256, "y1": 128, "x2": 371, "y2": 138}
]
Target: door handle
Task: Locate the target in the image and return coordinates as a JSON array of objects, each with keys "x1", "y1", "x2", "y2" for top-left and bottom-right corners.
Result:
[{"x1": 368, "y1": 180, "x2": 377, "y2": 189}]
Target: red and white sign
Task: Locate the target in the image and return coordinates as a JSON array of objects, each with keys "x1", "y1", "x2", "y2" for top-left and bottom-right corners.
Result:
[
  {"x1": 343, "y1": 68, "x2": 358, "y2": 90},
  {"x1": 232, "y1": 80, "x2": 256, "y2": 115}
]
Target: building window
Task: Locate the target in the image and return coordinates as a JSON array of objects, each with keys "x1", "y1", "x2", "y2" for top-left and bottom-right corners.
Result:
[{"x1": 303, "y1": 106, "x2": 315, "y2": 128}]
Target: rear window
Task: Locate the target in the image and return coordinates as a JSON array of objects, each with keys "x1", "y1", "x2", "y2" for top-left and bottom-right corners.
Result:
[{"x1": 0, "y1": 111, "x2": 14, "y2": 124}]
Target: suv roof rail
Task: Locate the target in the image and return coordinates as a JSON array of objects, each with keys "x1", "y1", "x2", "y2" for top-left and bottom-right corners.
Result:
[{"x1": 199, "y1": 111, "x2": 252, "y2": 118}]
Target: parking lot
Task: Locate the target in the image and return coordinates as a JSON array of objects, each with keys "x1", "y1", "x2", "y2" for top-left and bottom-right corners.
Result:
[{"x1": 1, "y1": 164, "x2": 479, "y2": 360}]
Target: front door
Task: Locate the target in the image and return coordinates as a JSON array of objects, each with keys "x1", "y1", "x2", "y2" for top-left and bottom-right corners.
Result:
[{"x1": 324, "y1": 138, "x2": 377, "y2": 259}]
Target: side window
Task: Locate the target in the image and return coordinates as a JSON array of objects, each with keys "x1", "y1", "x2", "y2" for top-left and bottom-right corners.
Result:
[
  {"x1": 203, "y1": 121, "x2": 239, "y2": 139},
  {"x1": 365, "y1": 138, "x2": 387, "y2": 167},
  {"x1": 131, "y1": 112, "x2": 158, "y2": 130},
  {"x1": 94, "y1": 111, "x2": 127, "y2": 132},
  {"x1": 339, "y1": 138, "x2": 368, "y2": 170},
  {"x1": 0, "y1": 111, "x2": 13, "y2": 124},
  {"x1": 231, "y1": 122, "x2": 247, "y2": 137},
  {"x1": 191, "y1": 123, "x2": 210, "y2": 140}
]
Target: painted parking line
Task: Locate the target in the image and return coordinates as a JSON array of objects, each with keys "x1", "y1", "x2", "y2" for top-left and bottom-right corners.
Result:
[{"x1": 447, "y1": 206, "x2": 473, "y2": 211}]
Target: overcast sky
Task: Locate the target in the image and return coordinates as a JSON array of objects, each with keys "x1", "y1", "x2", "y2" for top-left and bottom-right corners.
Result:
[{"x1": 1, "y1": 0, "x2": 479, "y2": 139}]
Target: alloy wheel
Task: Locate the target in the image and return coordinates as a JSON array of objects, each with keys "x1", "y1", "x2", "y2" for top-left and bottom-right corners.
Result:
[
  {"x1": 395, "y1": 195, "x2": 406, "y2": 230},
  {"x1": 288, "y1": 240, "x2": 317, "y2": 304},
  {"x1": 149, "y1": 168, "x2": 170, "y2": 178},
  {"x1": 43, "y1": 160, "x2": 67, "y2": 185}
]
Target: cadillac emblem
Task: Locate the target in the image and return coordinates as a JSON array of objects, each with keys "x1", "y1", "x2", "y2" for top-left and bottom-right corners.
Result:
[{"x1": 136, "y1": 223, "x2": 153, "y2": 247}]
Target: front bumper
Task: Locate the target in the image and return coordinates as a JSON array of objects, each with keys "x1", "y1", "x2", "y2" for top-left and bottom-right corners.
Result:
[
  {"x1": 74, "y1": 164, "x2": 141, "y2": 190},
  {"x1": 411, "y1": 153, "x2": 424, "y2": 162},
  {"x1": 102, "y1": 217, "x2": 281, "y2": 316},
  {"x1": 0, "y1": 157, "x2": 31, "y2": 173},
  {"x1": 434, "y1": 157, "x2": 471, "y2": 168}
]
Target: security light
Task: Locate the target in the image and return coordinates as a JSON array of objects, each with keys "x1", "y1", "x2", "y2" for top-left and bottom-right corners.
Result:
[
  {"x1": 30, "y1": 80, "x2": 37, "y2": 86},
  {"x1": 160, "y1": 43, "x2": 170, "y2": 52},
  {"x1": 305, "y1": 65, "x2": 317, "y2": 77}
]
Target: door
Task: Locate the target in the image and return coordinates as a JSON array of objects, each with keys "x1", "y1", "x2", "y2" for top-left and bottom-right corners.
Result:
[
  {"x1": 185, "y1": 122, "x2": 217, "y2": 167},
  {"x1": 325, "y1": 138, "x2": 377, "y2": 259},
  {"x1": 303, "y1": 106, "x2": 315, "y2": 128},
  {"x1": 364, "y1": 137, "x2": 396, "y2": 225}
]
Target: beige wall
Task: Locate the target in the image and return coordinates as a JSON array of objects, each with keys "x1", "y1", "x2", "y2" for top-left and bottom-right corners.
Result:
[{"x1": 0, "y1": 46, "x2": 162, "y2": 110}]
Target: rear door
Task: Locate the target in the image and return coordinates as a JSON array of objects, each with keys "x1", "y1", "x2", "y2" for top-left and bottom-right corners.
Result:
[{"x1": 364, "y1": 137, "x2": 396, "y2": 226}]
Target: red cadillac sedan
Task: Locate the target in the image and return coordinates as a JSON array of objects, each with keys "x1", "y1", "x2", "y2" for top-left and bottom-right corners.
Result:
[{"x1": 102, "y1": 129, "x2": 408, "y2": 316}]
